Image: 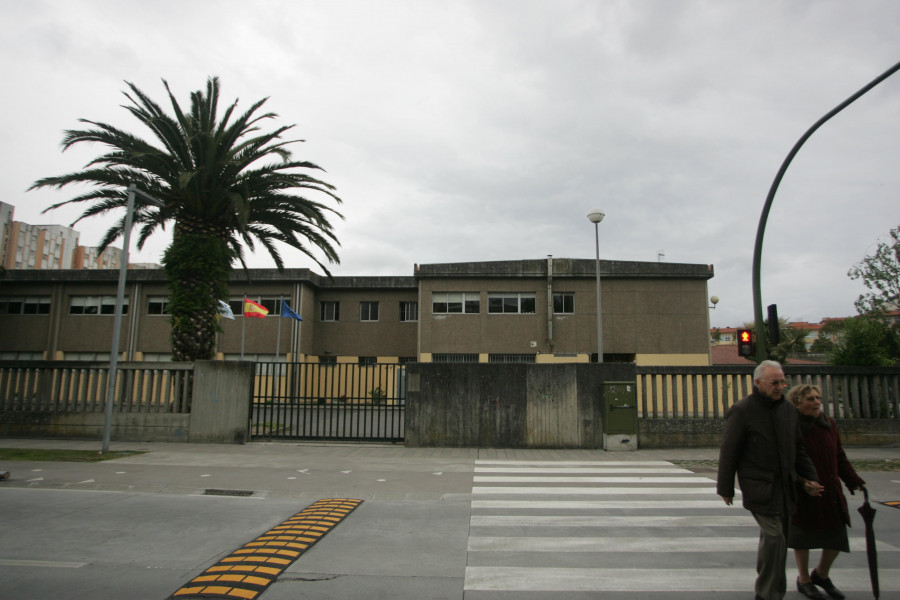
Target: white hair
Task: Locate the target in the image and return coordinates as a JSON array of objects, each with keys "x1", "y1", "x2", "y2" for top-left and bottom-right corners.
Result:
[{"x1": 754, "y1": 360, "x2": 783, "y2": 381}]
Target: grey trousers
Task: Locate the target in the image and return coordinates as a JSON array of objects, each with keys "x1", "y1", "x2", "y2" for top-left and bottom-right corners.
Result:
[{"x1": 753, "y1": 512, "x2": 788, "y2": 600}]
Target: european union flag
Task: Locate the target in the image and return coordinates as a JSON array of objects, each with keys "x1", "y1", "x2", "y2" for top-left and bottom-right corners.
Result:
[{"x1": 281, "y1": 300, "x2": 303, "y2": 321}]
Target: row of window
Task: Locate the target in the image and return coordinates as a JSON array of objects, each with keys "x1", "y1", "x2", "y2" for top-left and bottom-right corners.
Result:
[
  {"x1": 430, "y1": 292, "x2": 574, "y2": 315},
  {"x1": 1, "y1": 292, "x2": 577, "y2": 319},
  {"x1": 319, "y1": 301, "x2": 418, "y2": 322}
]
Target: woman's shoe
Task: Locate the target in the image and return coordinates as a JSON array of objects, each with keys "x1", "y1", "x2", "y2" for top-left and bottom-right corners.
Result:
[
  {"x1": 811, "y1": 569, "x2": 845, "y2": 600},
  {"x1": 797, "y1": 579, "x2": 826, "y2": 600}
]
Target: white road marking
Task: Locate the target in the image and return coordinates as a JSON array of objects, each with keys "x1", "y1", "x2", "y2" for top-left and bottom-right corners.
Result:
[
  {"x1": 464, "y1": 567, "x2": 900, "y2": 592},
  {"x1": 0, "y1": 559, "x2": 86, "y2": 568}
]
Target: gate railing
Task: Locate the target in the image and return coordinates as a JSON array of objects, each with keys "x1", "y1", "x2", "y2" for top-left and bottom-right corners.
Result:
[
  {"x1": 635, "y1": 365, "x2": 900, "y2": 419},
  {"x1": 250, "y1": 362, "x2": 406, "y2": 441}
]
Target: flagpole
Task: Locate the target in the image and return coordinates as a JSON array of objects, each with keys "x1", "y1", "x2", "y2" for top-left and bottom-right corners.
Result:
[
  {"x1": 241, "y1": 296, "x2": 246, "y2": 359},
  {"x1": 275, "y1": 295, "x2": 283, "y2": 360}
]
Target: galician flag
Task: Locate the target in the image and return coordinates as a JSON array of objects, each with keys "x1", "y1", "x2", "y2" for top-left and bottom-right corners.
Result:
[
  {"x1": 243, "y1": 298, "x2": 269, "y2": 318},
  {"x1": 217, "y1": 300, "x2": 235, "y2": 320}
]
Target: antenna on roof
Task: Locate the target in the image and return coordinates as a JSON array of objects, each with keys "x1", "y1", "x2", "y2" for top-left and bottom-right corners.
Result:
[{"x1": 657, "y1": 250, "x2": 665, "y2": 263}]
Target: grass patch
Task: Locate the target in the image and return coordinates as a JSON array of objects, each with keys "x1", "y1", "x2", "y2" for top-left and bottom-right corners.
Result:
[
  {"x1": 672, "y1": 459, "x2": 900, "y2": 472},
  {"x1": 0, "y1": 448, "x2": 146, "y2": 462}
]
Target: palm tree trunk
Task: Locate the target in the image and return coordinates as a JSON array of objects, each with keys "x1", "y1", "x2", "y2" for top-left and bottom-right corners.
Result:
[{"x1": 163, "y1": 231, "x2": 233, "y2": 362}]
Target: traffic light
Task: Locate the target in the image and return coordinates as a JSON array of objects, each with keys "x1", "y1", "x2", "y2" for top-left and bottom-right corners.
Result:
[{"x1": 737, "y1": 329, "x2": 754, "y2": 357}]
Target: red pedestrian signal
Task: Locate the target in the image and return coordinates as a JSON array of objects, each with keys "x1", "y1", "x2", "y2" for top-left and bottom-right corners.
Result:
[{"x1": 737, "y1": 329, "x2": 754, "y2": 357}]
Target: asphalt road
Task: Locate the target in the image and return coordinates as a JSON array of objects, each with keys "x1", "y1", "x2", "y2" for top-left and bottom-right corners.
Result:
[{"x1": 1, "y1": 440, "x2": 898, "y2": 600}]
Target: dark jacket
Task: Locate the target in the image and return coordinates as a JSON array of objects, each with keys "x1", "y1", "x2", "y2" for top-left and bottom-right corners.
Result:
[
  {"x1": 792, "y1": 413, "x2": 865, "y2": 529},
  {"x1": 717, "y1": 388, "x2": 818, "y2": 516}
]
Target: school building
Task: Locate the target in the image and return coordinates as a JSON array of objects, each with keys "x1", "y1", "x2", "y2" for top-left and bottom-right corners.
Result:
[{"x1": 0, "y1": 257, "x2": 715, "y2": 366}]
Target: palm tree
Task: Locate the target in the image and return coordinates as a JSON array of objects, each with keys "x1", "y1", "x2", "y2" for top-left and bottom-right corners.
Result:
[{"x1": 30, "y1": 77, "x2": 342, "y2": 361}]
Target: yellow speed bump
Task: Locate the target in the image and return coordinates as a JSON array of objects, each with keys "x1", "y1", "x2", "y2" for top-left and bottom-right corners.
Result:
[{"x1": 169, "y1": 498, "x2": 363, "y2": 600}]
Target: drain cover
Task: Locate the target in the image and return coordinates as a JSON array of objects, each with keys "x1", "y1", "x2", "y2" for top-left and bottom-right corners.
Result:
[{"x1": 204, "y1": 489, "x2": 254, "y2": 497}]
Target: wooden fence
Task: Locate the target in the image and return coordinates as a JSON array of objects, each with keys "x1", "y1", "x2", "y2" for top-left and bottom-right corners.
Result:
[
  {"x1": 635, "y1": 365, "x2": 900, "y2": 419},
  {"x1": 0, "y1": 361, "x2": 193, "y2": 414}
]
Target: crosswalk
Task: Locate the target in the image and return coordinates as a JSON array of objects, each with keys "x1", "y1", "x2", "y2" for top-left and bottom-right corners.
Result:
[{"x1": 464, "y1": 460, "x2": 899, "y2": 598}]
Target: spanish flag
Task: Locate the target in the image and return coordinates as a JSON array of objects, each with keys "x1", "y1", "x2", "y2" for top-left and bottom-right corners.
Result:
[{"x1": 243, "y1": 298, "x2": 269, "y2": 318}]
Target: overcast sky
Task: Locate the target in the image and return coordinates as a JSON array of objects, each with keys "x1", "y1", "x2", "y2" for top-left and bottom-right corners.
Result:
[{"x1": 2, "y1": 1, "x2": 898, "y2": 328}]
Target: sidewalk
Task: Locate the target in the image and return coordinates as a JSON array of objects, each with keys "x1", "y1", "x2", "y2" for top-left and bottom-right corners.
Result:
[{"x1": 2, "y1": 437, "x2": 898, "y2": 464}]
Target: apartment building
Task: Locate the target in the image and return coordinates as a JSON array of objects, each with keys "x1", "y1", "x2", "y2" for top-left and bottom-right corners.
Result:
[
  {"x1": 0, "y1": 201, "x2": 124, "y2": 271},
  {"x1": 0, "y1": 257, "x2": 715, "y2": 365}
]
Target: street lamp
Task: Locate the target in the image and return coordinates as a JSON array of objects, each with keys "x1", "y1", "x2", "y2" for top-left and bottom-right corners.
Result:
[
  {"x1": 587, "y1": 209, "x2": 605, "y2": 363},
  {"x1": 101, "y1": 184, "x2": 163, "y2": 454}
]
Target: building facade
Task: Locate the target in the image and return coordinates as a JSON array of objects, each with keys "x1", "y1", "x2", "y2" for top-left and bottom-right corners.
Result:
[{"x1": 0, "y1": 257, "x2": 715, "y2": 365}]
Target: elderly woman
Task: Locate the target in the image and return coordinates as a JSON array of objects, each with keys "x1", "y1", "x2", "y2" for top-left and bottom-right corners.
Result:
[{"x1": 787, "y1": 384, "x2": 865, "y2": 600}]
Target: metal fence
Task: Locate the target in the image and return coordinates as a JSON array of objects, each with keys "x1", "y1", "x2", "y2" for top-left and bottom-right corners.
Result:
[
  {"x1": 249, "y1": 361, "x2": 406, "y2": 442},
  {"x1": 635, "y1": 365, "x2": 900, "y2": 419},
  {"x1": 0, "y1": 361, "x2": 193, "y2": 414}
]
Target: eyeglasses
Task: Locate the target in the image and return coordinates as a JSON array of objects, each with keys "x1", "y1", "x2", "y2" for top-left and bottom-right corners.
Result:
[{"x1": 764, "y1": 380, "x2": 788, "y2": 386}]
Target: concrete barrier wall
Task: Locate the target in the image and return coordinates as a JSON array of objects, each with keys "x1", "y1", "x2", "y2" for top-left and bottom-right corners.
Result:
[
  {"x1": 189, "y1": 361, "x2": 254, "y2": 444},
  {"x1": 0, "y1": 411, "x2": 190, "y2": 442},
  {"x1": 404, "y1": 363, "x2": 636, "y2": 448}
]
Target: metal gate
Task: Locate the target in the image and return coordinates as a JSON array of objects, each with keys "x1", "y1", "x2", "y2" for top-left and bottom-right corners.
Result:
[{"x1": 249, "y1": 362, "x2": 405, "y2": 442}]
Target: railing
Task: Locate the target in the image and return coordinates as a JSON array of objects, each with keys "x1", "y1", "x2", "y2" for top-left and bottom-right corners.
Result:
[
  {"x1": 0, "y1": 361, "x2": 193, "y2": 414},
  {"x1": 250, "y1": 362, "x2": 405, "y2": 441},
  {"x1": 636, "y1": 365, "x2": 900, "y2": 419}
]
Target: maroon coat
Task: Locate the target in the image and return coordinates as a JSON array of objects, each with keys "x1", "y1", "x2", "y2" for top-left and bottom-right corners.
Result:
[{"x1": 791, "y1": 414, "x2": 865, "y2": 530}]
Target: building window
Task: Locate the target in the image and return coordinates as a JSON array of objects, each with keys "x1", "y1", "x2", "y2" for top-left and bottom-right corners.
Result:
[
  {"x1": 433, "y1": 353, "x2": 479, "y2": 363},
  {"x1": 360, "y1": 301, "x2": 379, "y2": 322},
  {"x1": 63, "y1": 351, "x2": 111, "y2": 361},
  {"x1": 319, "y1": 355, "x2": 337, "y2": 365},
  {"x1": 0, "y1": 296, "x2": 51, "y2": 315},
  {"x1": 489, "y1": 354, "x2": 537, "y2": 363},
  {"x1": 553, "y1": 293, "x2": 574, "y2": 314},
  {"x1": 147, "y1": 296, "x2": 169, "y2": 315},
  {"x1": 400, "y1": 301, "x2": 418, "y2": 322},
  {"x1": 359, "y1": 356, "x2": 377, "y2": 366},
  {"x1": 320, "y1": 301, "x2": 339, "y2": 321},
  {"x1": 69, "y1": 296, "x2": 128, "y2": 315},
  {"x1": 0, "y1": 351, "x2": 44, "y2": 360},
  {"x1": 398, "y1": 356, "x2": 417, "y2": 364},
  {"x1": 432, "y1": 292, "x2": 480, "y2": 314},
  {"x1": 488, "y1": 292, "x2": 536, "y2": 314}
]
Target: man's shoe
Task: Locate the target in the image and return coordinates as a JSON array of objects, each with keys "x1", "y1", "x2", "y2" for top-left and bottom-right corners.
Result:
[
  {"x1": 811, "y1": 569, "x2": 845, "y2": 600},
  {"x1": 797, "y1": 579, "x2": 826, "y2": 600}
]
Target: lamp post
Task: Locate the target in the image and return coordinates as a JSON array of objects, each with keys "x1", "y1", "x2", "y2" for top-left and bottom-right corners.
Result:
[
  {"x1": 587, "y1": 209, "x2": 605, "y2": 363},
  {"x1": 101, "y1": 185, "x2": 163, "y2": 454}
]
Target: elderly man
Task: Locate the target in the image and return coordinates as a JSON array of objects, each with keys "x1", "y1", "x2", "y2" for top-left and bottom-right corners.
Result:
[{"x1": 717, "y1": 360, "x2": 822, "y2": 600}]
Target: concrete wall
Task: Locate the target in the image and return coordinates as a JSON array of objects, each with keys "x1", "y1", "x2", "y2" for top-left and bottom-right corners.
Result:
[
  {"x1": 404, "y1": 363, "x2": 636, "y2": 448},
  {"x1": 0, "y1": 411, "x2": 190, "y2": 442},
  {"x1": 189, "y1": 360, "x2": 254, "y2": 443}
]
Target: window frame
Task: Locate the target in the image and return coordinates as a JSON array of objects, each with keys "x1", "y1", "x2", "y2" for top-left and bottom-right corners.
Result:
[
  {"x1": 320, "y1": 301, "x2": 340, "y2": 321},
  {"x1": 400, "y1": 301, "x2": 418, "y2": 322},
  {"x1": 432, "y1": 292, "x2": 480, "y2": 314},
  {"x1": 360, "y1": 301, "x2": 379, "y2": 322},
  {"x1": 488, "y1": 292, "x2": 536, "y2": 314},
  {"x1": 147, "y1": 296, "x2": 169, "y2": 316},
  {"x1": 552, "y1": 292, "x2": 575, "y2": 314}
]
